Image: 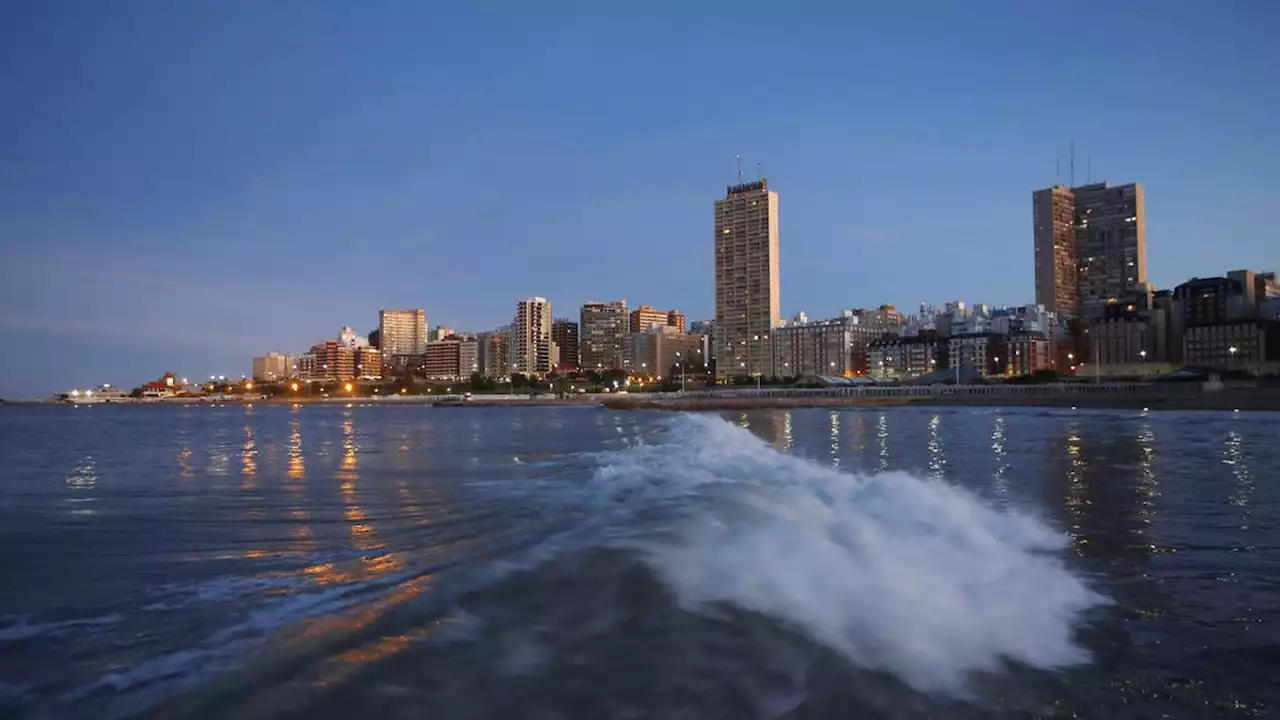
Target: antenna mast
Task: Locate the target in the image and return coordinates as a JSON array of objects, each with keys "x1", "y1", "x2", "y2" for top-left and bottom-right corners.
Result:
[
  {"x1": 736, "y1": 154, "x2": 743, "y2": 184},
  {"x1": 756, "y1": 161, "x2": 762, "y2": 181},
  {"x1": 1069, "y1": 140, "x2": 1075, "y2": 187}
]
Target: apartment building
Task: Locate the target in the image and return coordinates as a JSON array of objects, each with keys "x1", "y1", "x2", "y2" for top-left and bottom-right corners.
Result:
[
  {"x1": 772, "y1": 311, "x2": 884, "y2": 378},
  {"x1": 714, "y1": 179, "x2": 780, "y2": 379},
  {"x1": 378, "y1": 309, "x2": 428, "y2": 367},
  {"x1": 515, "y1": 297, "x2": 555, "y2": 375},
  {"x1": 251, "y1": 353, "x2": 295, "y2": 382},
  {"x1": 1032, "y1": 182, "x2": 1146, "y2": 322},
  {"x1": 551, "y1": 318, "x2": 579, "y2": 370},
  {"x1": 580, "y1": 300, "x2": 628, "y2": 370}
]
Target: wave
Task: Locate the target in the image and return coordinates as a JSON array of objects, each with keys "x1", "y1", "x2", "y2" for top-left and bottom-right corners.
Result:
[{"x1": 558, "y1": 413, "x2": 1106, "y2": 694}]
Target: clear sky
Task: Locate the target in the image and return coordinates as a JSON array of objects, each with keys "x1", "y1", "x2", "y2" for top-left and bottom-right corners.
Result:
[{"x1": 1, "y1": 1, "x2": 1276, "y2": 397}]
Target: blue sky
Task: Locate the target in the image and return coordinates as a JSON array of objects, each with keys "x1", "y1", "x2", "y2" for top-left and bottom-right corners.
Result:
[{"x1": 1, "y1": 1, "x2": 1276, "y2": 397}]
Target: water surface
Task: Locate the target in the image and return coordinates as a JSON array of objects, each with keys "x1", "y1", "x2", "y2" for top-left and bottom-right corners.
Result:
[{"x1": 1, "y1": 404, "x2": 1277, "y2": 718}]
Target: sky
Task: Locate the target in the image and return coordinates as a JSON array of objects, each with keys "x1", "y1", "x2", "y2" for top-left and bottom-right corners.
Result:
[{"x1": 1, "y1": 0, "x2": 1277, "y2": 398}]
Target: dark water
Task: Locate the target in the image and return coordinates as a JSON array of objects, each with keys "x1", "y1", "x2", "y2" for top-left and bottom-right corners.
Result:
[{"x1": 1, "y1": 404, "x2": 1278, "y2": 719}]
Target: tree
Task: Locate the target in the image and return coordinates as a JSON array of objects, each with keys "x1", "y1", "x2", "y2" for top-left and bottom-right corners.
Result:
[{"x1": 511, "y1": 372, "x2": 530, "y2": 388}]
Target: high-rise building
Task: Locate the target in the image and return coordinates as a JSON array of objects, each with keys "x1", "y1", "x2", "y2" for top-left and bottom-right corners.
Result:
[
  {"x1": 476, "y1": 331, "x2": 508, "y2": 379},
  {"x1": 580, "y1": 300, "x2": 628, "y2": 370},
  {"x1": 514, "y1": 297, "x2": 555, "y2": 375},
  {"x1": 551, "y1": 318, "x2": 579, "y2": 370},
  {"x1": 714, "y1": 179, "x2": 780, "y2": 379},
  {"x1": 1032, "y1": 185, "x2": 1080, "y2": 320},
  {"x1": 378, "y1": 309, "x2": 428, "y2": 366},
  {"x1": 1074, "y1": 182, "x2": 1146, "y2": 318},
  {"x1": 432, "y1": 326, "x2": 455, "y2": 342},
  {"x1": 1033, "y1": 182, "x2": 1146, "y2": 322}
]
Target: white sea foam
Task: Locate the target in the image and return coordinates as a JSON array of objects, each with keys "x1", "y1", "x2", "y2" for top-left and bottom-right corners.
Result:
[{"x1": 582, "y1": 414, "x2": 1106, "y2": 694}]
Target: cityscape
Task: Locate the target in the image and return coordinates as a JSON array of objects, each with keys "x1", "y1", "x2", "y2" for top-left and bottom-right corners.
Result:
[{"x1": 61, "y1": 173, "x2": 1280, "y2": 401}]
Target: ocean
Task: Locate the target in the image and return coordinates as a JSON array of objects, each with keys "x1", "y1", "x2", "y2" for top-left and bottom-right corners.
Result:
[{"x1": 1, "y1": 404, "x2": 1277, "y2": 719}]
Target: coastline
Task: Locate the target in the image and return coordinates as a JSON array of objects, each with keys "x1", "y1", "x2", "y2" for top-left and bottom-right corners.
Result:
[{"x1": 599, "y1": 390, "x2": 1280, "y2": 412}]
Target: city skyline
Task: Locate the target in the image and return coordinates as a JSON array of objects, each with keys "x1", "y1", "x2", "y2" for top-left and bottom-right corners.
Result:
[{"x1": 2, "y1": 3, "x2": 1277, "y2": 396}]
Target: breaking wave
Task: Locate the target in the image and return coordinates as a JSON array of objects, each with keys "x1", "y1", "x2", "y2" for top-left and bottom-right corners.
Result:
[{"x1": 553, "y1": 413, "x2": 1105, "y2": 694}]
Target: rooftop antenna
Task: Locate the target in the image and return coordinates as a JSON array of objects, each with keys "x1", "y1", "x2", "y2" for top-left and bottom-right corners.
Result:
[
  {"x1": 1069, "y1": 140, "x2": 1075, "y2": 187},
  {"x1": 736, "y1": 154, "x2": 743, "y2": 184},
  {"x1": 1056, "y1": 156, "x2": 1061, "y2": 183},
  {"x1": 756, "y1": 161, "x2": 761, "y2": 181}
]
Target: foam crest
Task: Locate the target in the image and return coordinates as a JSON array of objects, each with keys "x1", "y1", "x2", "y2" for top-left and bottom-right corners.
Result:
[{"x1": 586, "y1": 414, "x2": 1105, "y2": 694}]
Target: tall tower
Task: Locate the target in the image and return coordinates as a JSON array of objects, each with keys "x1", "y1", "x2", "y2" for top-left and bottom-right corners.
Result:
[
  {"x1": 1074, "y1": 182, "x2": 1146, "y2": 319},
  {"x1": 1032, "y1": 186, "x2": 1080, "y2": 320},
  {"x1": 514, "y1": 297, "x2": 553, "y2": 375},
  {"x1": 715, "y1": 178, "x2": 780, "y2": 379},
  {"x1": 1032, "y1": 181, "x2": 1146, "y2": 322}
]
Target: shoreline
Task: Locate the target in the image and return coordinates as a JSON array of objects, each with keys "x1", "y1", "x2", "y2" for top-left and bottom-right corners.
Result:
[{"x1": 600, "y1": 392, "x2": 1280, "y2": 412}]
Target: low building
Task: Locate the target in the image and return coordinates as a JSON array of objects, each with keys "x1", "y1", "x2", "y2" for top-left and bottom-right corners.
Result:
[
  {"x1": 772, "y1": 311, "x2": 885, "y2": 378},
  {"x1": 476, "y1": 331, "x2": 509, "y2": 379},
  {"x1": 947, "y1": 333, "x2": 1007, "y2": 379},
  {"x1": 1091, "y1": 290, "x2": 1170, "y2": 368},
  {"x1": 868, "y1": 332, "x2": 946, "y2": 380},
  {"x1": 252, "y1": 353, "x2": 295, "y2": 382},
  {"x1": 625, "y1": 326, "x2": 705, "y2": 378},
  {"x1": 355, "y1": 347, "x2": 381, "y2": 379},
  {"x1": 1006, "y1": 331, "x2": 1052, "y2": 376},
  {"x1": 300, "y1": 341, "x2": 355, "y2": 381},
  {"x1": 1183, "y1": 319, "x2": 1280, "y2": 370},
  {"x1": 423, "y1": 340, "x2": 468, "y2": 379}
]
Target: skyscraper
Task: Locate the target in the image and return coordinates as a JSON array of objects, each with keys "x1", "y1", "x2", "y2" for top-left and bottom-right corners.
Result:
[
  {"x1": 1032, "y1": 182, "x2": 1146, "y2": 322},
  {"x1": 1074, "y1": 182, "x2": 1146, "y2": 318},
  {"x1": 714, "y1": 179, "x2": 780, "y2": 379},
  {"x1": 1032, "y1": 185, "x2": 1080, "y2": 320},
  {"x1": 580, "y1": 300, "x2": 628, "y2": 370},
  {"x1": 514, "y1": 297, "x2": 554, "y2": 375},
  {"x1": 378, "y1": 309, "x2": 428, "y2": 368}
]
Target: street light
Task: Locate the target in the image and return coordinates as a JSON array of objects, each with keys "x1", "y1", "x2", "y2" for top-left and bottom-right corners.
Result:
[{"x1": 344, "y1": 382, "x2": 354, "y2": 394}]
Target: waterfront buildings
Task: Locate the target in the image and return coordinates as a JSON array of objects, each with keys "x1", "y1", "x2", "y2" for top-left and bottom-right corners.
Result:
[
  {"x1": 431, "y1": 326, "x2": 454, "y2": 342},
  {"x1": 299, "y1": 340, "x2": 355, "y2": 381},
  {"x1": 580, "y1": 301, "x2": 628, "y2": 371},
  {"x1": 868, "y1": 331, "x2": 946, "y2": 380},
  {"x1": 514, "y1": 297, "x2": 555, "y2": 375},
  {"x1": 422, "y1": 338, "x2": 478, "y2": 379},
  {"x1": 378, "y1": 309, "x2": 428, "y2": 369},
  {"x1": 1174, "y1": 272, "x2": 1280, "y2": 369},
  {"x1": 772, "y1": 311, "x2": 884, "y2": 378},
  {"x1": 251, "y1": 353, "x2": 295, "y2": 382},
  {"x1": 551, "y1": 319, "x2": 579, "y2": 370},
  {"x1": 1032, "y1": 185, "x2": 1080, "y2": 320},
  {"x1": 355, "y1": 347, "x2": 382, "y2": 379},
  {"x1": 1032, "y1": 182, "x2": 1146, "y2": 323},
  {"x1": 715, "y1": 179, "x2": 780, "y2": 380}
]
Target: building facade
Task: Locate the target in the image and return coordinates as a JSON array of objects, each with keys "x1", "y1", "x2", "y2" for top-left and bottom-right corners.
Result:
[
  {"x1": 514, "y1": 297, "x2": 555, "y2": 375},
  {"x1": 251, "y1": 353, "x2": 295, "y2": 382},
  {"x1": 1032, "y1": 185, "x2": 1080, "y2": 320},
  {"x1": 421, "y1": 339, "x2": 477, "y2": 380},
  {"x1": 378, "y1": 309, "x2": 428, "y2": 368},
  {"x1": 772, "y1": 312, "x2": 884, "y2": 378},
  {"x1": 625, "y1": 326, "x2": 706, "y2": 379},
  {"x1": 551, "y1": 318, "x2": 579, "y2": 370},
  {"x1": 580, "y1": 300, "x2": 628, "y2": 370},
  {"x1": 1006, "y1": 331, "x2": 1052, "y2": 376},
  {"x1": 948, "y1": 333, "x2": 1007, "y2": 379},
  {"x1": 1074, "y1": 182, "x2": 1147, "y2": 319},
  {"x1": 476, "y1": 331, "x2": 508, "y2": 379},
  {"x1": 1032, "y1": 182, "x2": 1147, "y2": 323},
  {"x1": 715, "y1": 179, "x2": 780, "y2": 379},
  {"x1": 868, "y1": 332, "x2": 946, "y2": 380},
  {"x1": 300, "y1": 341, "x2": 355, "y2": 381},
  {"x1": 355, "y1": 347, "x2": 381, "y2": 379}
]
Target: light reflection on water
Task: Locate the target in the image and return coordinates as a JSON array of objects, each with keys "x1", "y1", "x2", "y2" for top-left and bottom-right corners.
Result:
[{"x1": 3, "y1": 405, "x2": 1279, "y2": 719}]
